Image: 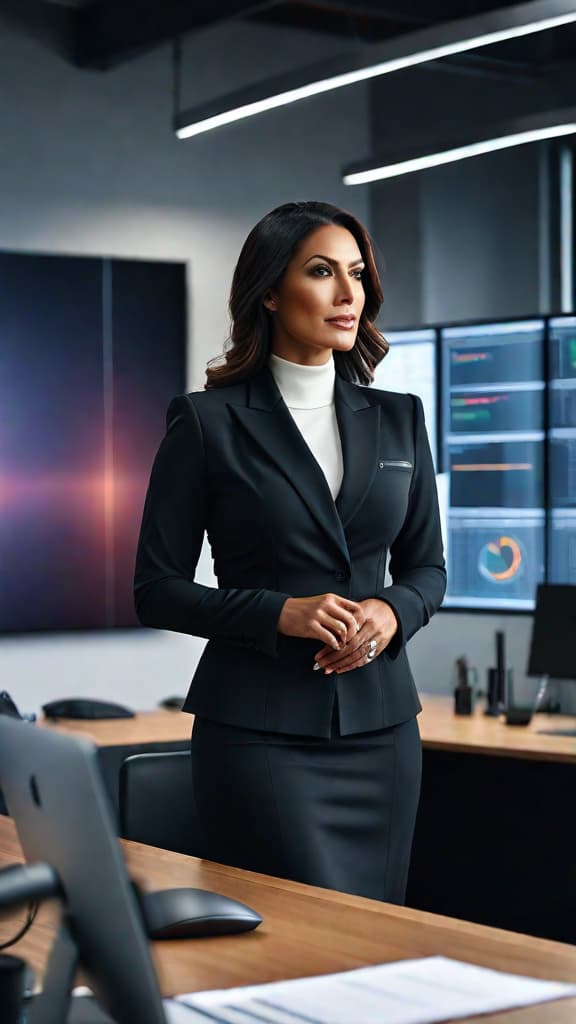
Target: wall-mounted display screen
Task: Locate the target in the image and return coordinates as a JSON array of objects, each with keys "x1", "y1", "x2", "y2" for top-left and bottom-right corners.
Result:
[
  {"x1": 373, "y1": 328, "x2": 437, "y2": 468},
  {"x1": 0, "y1": 253, "x2": 186, "y2": 633},
  {"x1": 441, "y1": 320, "x2": 546, "y2": 610},
  {"x1": 548, "y1": 316, "x2": 576, "y2": 586}
]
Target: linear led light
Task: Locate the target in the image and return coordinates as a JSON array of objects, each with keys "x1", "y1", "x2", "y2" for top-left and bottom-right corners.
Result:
[
  {"x1": 175, "y1": 1, "x2": 576, "y2": 139},
  {"x1": 343, "y1": 124, "x2": 576, "y2": 184}
]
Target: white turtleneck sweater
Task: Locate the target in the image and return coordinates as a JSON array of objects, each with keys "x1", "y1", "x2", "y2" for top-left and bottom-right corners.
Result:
[{"x1": 269, "y1": 352, "x2": 343, "y2": 500}]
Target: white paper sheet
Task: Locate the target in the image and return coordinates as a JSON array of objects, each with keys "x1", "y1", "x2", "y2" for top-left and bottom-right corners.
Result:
[{"x1": 164, "y1": 956, "x2": 576, "y2": 1024}]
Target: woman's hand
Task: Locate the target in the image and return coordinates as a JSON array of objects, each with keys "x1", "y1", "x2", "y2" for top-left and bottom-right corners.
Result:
[
  {"x1": 313, "y1": 598, "x2": 399, "y2": 674},
  {"x1": 278, "y1": 594, "x2": 366, "y2": 650}
]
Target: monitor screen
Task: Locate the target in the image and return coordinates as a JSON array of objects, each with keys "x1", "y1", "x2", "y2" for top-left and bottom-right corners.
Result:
[
  {"x1": 441, "y1": 320, "x2": 546, "y2": 610},
  {"x1": 0, "y1": 252, "x2": 186, "y2": 634},
  {"x1": 528, "y1": 584, "x2": 576, "y2": 680},
  {"x1": 373, "y1": 328, "x2": 437, "y2": 468},
  {"x1": 548, "y1": 317, "x2": 576, "y2": 586}
]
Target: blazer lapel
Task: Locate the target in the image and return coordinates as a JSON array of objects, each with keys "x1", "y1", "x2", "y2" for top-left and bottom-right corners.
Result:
[
  {"x1": 228, "y1": 367, "x2": 351, "y2": 568},
  {"x1": 334, "y1": 375, "x2": 381, "y2": 529}
]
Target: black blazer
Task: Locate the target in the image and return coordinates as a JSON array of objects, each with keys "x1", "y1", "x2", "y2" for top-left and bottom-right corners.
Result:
[{"x1": 134, "y1": 366, "x2": 446, "y2": 737}]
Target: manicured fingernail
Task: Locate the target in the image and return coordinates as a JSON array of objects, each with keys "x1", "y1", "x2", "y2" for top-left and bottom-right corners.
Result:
[
  {"x1": 313, "y1": 662, "x2": 320, "y2": 671},
  {"x1": 325, "y1": 669, "x2": 333, "y2": 675}
]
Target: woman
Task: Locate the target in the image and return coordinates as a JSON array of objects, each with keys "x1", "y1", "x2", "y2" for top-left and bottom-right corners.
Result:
[{"x1": 134, "y1": 201, "x2": 446, "y2": 903}]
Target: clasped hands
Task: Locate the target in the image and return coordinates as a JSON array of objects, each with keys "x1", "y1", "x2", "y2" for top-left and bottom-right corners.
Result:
[{"x1": 277, "y1": 594, "x2": 399, "y2": 675}]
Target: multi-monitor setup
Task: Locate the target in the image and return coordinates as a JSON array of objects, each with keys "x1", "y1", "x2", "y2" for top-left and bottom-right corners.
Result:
[{"x1": 375, "y1": 315, "x2": 576, "y2": 614}]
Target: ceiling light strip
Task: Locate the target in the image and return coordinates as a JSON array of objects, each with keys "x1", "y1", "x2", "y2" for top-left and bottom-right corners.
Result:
[
  {"x1": 343, "y1": 124, "x2": 576, "y2": 184},
  {"x1": 176, "y1": 4, "x2": 576, "y2": 139}
]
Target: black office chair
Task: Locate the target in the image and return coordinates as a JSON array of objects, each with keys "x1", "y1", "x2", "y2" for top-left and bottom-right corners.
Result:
[{"x1": 119, "y1": 751, "x2": 201, "y2": 856}]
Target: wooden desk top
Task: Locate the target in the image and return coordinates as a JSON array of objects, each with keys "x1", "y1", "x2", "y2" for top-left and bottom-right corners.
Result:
[
  {"x1": 418, "y1": 695, "x2": 576, "y2": 764},
  {"x1": 1, "y1": 817, "x2": 575, "y2": 1022},
  {"x1": 38, "y1": 708, "x2": 193, "y2": 747},
  {"x1": 39, "y1": 697, "x2": 576, "y2": 763}
]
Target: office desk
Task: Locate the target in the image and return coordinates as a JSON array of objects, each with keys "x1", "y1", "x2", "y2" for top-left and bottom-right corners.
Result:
[
  {"x1": 37, "y1": 710, "x2": 193, "y2": 814},
  {"x1": 37, "y1": 700, "x2": 576, "y2": 942},
  {"x1": 418, "y1": 695, "x2": 576, "y2": 762},
  {"x1": 38, "y1": 709, "x2": 193, "y2": 747},
  {"x1": 0, "y1": 817, "x2": 575, "y2": 1023},
  {"x1": 407, "y1": 697, "x2": 576, "y2": 944},
  {"x1": 38, "y1": 698, "x2": 576, "y2": 760}
]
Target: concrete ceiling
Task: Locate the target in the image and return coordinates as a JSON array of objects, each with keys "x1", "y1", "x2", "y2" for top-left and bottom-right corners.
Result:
[{"x1": 0, "y1": 0, "x2": 574, "y2": 73}]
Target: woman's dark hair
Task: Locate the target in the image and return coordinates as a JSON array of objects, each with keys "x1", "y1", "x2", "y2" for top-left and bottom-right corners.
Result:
[{"x1": 205, "y1": 201, "x2": 388, "y2": 388}]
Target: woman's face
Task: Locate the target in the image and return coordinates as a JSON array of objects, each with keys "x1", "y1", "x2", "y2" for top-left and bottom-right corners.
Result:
[{"x1": 264, "y1": 224, "x2": 366, "y2": 365}]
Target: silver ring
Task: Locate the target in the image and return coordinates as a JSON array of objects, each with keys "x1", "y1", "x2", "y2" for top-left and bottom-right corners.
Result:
[
  {"x1": 368, "y1": 639, "x2": 377, "y2": 651},
  {"x1": 367, "y1": 648, "x2": 377, "y2": 659}
]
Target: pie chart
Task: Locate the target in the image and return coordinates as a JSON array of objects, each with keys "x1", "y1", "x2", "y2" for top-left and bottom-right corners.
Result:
[{"x1": 478, "y1": 535, "x2": 523, "y2": 582}]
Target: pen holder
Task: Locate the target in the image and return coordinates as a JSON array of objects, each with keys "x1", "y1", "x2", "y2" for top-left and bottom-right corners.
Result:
[{"x1": 454, "y1": 685, "x2": 473, "y2": 715}]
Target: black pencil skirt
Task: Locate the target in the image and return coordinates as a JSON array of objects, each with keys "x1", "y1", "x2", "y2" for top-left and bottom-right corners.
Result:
[{"x1": 190, "y1": 712, "x2": 421, "y2": 903}]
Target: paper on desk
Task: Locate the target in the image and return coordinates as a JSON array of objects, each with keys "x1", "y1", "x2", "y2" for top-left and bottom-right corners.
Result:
[{"x1": 164, "y1": 956, "x2": 576, "y2": 1024}]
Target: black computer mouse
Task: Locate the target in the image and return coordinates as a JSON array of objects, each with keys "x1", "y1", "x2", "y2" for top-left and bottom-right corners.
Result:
[{"x1": 141, "y1": 887, "x2": 262, "y2": 940}]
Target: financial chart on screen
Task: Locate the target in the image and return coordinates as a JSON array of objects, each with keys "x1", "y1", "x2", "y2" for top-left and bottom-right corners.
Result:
[
  {"x1": 548, "y1": 317, "x2": 576, "y2": 585},
  {"x1": 373, "y1": 329, "x2": 437, "y2": 468},
  {"x1": 441, "y1": 320, "x2": 546, "y2": 610}
]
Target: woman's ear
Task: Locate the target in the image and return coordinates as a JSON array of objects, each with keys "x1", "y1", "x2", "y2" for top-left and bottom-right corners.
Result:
[{"x1": 262, "y1": 290, "x2": 277, "y2": 312}]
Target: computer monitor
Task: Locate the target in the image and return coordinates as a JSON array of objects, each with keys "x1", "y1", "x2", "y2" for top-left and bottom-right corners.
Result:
[
  {"x1": 440, "y1": 318, "x2": 546, "y2": 611},
  {"x1": 547, "y1": 317, "x2": 576, "y2": 587},
  {"x1": 528, "y1": 584, "x2": 576, "y2": 680},
  {"x1": 372, "y1": 327, "x2": 437, "y2": 469},
  {"x1": 0, "y1": 716, "x2": 166, "y2": 1024}
]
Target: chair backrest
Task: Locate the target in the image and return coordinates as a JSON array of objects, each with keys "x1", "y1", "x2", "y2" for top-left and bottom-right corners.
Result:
[{"x1": 119, "y1": 751, "x2": 200, "y2": 856}]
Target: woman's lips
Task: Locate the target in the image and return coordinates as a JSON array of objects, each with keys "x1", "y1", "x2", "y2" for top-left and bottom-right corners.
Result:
[{"x1": 326, "y1": 317, "x2": 356, "y2": 331}]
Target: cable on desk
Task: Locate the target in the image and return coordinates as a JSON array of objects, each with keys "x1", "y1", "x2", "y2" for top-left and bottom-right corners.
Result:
[{"x1": 0, "y1": 902, "x2": 38, "y2": 950}]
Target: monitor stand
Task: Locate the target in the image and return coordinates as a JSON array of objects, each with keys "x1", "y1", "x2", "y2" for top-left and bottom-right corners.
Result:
[
  {"x1": 26, "y1": 919, "x2": 114, "y2": 1024},
  {"x1": 26, "y1": 996, "x2": 114, "y2": 1024},
  {"x1": 65, "y1": 999, "x2": 116, "y2": 1023}
]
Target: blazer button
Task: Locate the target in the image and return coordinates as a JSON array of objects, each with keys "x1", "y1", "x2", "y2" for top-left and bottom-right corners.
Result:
[{"x1": 334, "y1": 571, "x2": 348, "y2": 582}]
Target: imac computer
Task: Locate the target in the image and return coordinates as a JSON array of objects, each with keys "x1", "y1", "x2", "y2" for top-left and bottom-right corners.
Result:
[{"x1": 0, "y1": 716, "x2": 167, "y2": 1024}]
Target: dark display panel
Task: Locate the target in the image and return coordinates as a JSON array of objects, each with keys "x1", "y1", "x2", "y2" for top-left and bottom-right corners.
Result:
[
  {"x1": 0, "y1": 253, "x2": 186, "y2": 633},
  {"x1": 446, "y1": 513, "x2": 545, "y2": 609},
  {"x1": 548, "y1": 317, "x2": 576, "y2": 586},
  {"x1": 447, "y1": 327, "x2": 542, "y2": 386},
  {"x1": 549, "y1": 514, "x2": 576, "y2": 584},
  {"x1": 442, "y1": 320, "x2": 545, "y2": 610},
  {"x1": 449, "y1": 389, "x2": 544, "y2": 434},
  {"x1": 449, "y1": 440, "x2": 544, "y2": 509}
]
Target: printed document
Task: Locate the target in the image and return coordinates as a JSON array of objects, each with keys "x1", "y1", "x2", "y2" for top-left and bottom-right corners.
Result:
[{"x1": 164, "y1": 956, "x2": 576, "y2": 1023}]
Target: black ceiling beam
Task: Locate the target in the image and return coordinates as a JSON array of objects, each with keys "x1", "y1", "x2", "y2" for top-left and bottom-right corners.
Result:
[
  {"x1": 71, "y1": 0, "x2": 282, "y2": 70},
  {"x1": 0, "y1": 0, "x2": 75, "y2": 58}
]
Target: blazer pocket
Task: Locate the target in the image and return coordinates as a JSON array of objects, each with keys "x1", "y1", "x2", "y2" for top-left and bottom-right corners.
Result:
[{"x1": 378, "y1": 459, "x2": 413, "y2": 471}]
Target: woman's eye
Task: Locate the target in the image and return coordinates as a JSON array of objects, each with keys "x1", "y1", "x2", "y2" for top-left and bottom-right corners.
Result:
[
  {"x1": 311, "y1": 265, "x2": 331, "y2": 277},
  {"x1": 352, "y1": 269, "x2": 364, "y2": 279}
]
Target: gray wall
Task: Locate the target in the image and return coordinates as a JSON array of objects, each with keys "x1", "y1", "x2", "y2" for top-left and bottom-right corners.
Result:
[
  {"x1": 0, "y1": 20, "x2": 370, "y2": 713},
  {"x1": 368, "y1": 64, "x2": 567, "y2": 325}
]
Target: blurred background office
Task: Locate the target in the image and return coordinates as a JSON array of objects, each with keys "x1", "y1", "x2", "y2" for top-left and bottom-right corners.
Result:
[{"x1": 1, "y1": 0, "x2": 575, "y2": 716}]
